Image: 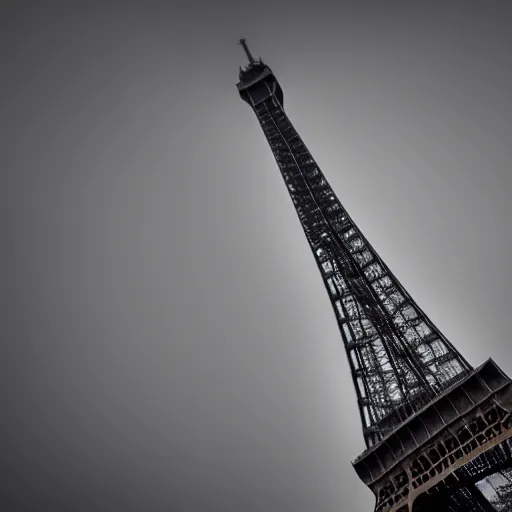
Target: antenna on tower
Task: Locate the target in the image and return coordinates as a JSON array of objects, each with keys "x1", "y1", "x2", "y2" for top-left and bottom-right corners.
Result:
[{"x1": 238, "y1": 38, "x2": 256, "y2": 64}]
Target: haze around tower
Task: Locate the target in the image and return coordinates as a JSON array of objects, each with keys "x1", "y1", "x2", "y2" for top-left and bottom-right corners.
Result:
[{"x1": 2, "y1": 2, "x2": 512, "y2": 511}]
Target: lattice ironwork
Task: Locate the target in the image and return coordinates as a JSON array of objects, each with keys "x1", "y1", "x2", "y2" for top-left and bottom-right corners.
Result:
[
  {"x1": 235, "y1": 40, "x2": 512, "y2": 512},
  {"x1": 237, "y1": 42, "x2": 470, "y2": 448}
]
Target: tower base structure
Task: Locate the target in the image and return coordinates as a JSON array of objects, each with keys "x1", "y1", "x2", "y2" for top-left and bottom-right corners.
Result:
[{"x1": 353, "y1": 359, "x2": 512, "y2": 511}]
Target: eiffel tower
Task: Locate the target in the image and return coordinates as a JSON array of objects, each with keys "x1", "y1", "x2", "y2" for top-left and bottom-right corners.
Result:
[{"x1": 236, "y1": 39, "x2": 512, "y2": 511}]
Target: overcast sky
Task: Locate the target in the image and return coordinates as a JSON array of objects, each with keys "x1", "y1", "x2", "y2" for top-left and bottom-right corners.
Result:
[{"x1": 2, "y1": 2, "x2": 512, "y2": 511}]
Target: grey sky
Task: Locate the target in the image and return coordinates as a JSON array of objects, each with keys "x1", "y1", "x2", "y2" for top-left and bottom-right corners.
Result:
[{"x1": 2, "y1": 2, "x2": 512, "y2": 511}]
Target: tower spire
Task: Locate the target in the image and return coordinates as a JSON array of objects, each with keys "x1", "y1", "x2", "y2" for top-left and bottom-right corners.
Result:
[{"x1": 238, "y1": 38, "x2": 256, "y2": 64}]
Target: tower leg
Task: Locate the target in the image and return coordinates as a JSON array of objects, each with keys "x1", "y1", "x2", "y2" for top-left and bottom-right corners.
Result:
[
  {"x1": 467, "y1": 484, "x2": 499, "y2": 512},
  {"x1": 411, "y1": 484, "x2": 498, "y2": 512}
]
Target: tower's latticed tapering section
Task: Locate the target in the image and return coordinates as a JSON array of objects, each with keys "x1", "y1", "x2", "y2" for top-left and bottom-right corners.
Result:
[
  {"x1": 237, "y1": 39, "x2": 470, "y2": 448},
  {"x1": 236, "y1": 41, "x2": 512, "y2": 512}
]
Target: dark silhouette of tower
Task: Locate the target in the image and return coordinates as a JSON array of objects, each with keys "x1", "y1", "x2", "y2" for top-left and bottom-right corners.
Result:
[{"x1": 236, "y1": 40, "x2": 512, "y2": 511}]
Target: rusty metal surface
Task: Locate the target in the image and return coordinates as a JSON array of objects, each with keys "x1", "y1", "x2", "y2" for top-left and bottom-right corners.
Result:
[{"x1": 354, "y1": 363, "x2": 512, "y2": 511}]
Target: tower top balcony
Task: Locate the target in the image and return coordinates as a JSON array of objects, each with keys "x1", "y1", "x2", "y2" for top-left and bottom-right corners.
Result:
[{"x1": 236, "y1": 39, "x2": 283, "y2": 108}]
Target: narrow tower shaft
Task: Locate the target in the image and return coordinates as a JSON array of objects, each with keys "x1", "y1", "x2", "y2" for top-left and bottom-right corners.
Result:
[{"x1": 237, "y1": 43, "x2": 470, "y2": 447}]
